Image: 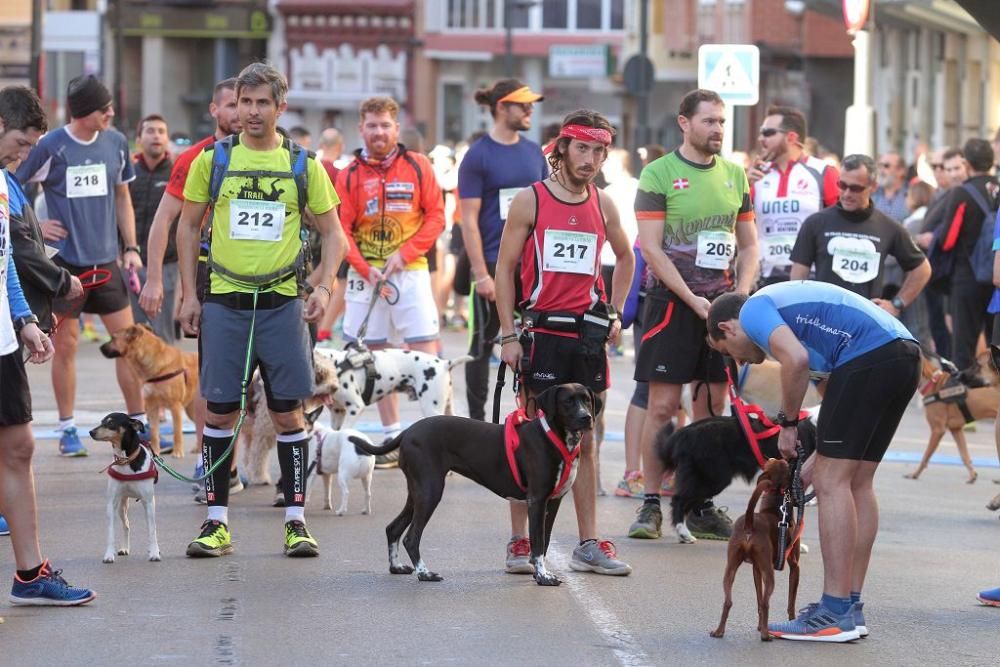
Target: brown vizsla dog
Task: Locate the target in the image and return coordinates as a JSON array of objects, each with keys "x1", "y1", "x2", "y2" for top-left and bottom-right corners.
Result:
[
  {"x1": 100, "y1": 324, "x2": 204, "y2": 457},
  {"x1": 906, "y1": 353, "x2": 999, "y2": 484},
  {"x1": 710, "y1": 458, "x2": 799, "y2": 641}
]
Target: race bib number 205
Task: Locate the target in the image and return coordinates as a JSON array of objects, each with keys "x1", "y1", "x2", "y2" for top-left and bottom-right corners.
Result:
[{"x1": 695, "y1": 230, "x2": 736, "y2": 270}]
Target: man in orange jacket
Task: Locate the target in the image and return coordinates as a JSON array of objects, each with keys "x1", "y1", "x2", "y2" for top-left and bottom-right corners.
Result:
[{"x1": 336, "y1": 97, "x2": 445, "y2": 462}]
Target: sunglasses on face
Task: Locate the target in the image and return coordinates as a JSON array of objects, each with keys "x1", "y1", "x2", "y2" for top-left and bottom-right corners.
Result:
[
  {"x1": 878, "y1": 162, "x2": 897, "y2": 169},
  {"x1": 931, "y1": 163, "x2": 945, "y2": 170},
  {"x1": 759, "y1": 128, "x2": 785, "y2": 138},
  {"x1": 837, "y1": 180, "x2": 870, "y2": 193}
]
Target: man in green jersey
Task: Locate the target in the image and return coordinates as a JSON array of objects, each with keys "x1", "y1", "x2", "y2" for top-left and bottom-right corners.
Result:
[
  {"x1": 628, "y1": 89, "x2": 758, "y2": 542},
  {"x1": 176, "y1": 62, "x2": 347, "y2": 558}
]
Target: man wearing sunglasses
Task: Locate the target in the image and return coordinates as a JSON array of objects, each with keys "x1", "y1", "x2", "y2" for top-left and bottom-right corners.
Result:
[
  {"x1": 748, "y1": 105, "x2": 839, "y2": 286},
  {"x1": 789, "y1": 154, "x2": 930, "y2": 317}
]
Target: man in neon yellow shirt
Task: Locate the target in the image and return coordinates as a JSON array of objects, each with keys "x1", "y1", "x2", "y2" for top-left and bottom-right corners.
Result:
[{"x1": 176, "y1": 63, "x2": 347, "y2": 558}]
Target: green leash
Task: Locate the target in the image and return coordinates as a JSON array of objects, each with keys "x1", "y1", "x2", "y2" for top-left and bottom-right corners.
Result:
[{"x1": 152, "y1": 288, "x2": 260, "y2": 484}]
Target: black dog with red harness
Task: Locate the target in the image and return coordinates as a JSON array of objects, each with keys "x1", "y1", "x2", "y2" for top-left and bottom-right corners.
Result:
[
  {"x1": 656, "y1": 380, "x2": 817, "y2": 544},
  {"x1": 354, "y1": 383, "x2": 601, "y2": 586}
]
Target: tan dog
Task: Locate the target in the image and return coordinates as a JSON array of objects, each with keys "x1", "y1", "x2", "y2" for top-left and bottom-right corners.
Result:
[
  {"x1": 100, "y1": 324, "x2": 204, "y2": 458},
  {"x1": 905, "y1": 353, "x2": 998, "y2": 484},
  {"x1": 711, "y1": 458, "x2": 799, "y2": 642}
]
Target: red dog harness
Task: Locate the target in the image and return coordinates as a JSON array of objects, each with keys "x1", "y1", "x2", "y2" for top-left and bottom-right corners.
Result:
[
  {"x1": 504, "y1": 408, "x2": 579, "y2": 499},
  {"x1": 106, "y1": 444, "x2": 159, "y2": 483},
  {"x1": 725, "y1": 368, "x2": 808, "y2": 469}
]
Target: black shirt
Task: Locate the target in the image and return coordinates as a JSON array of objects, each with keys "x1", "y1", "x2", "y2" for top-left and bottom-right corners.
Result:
[
  {"x1": 938, "y1": 174, "x2": 1000, "y2": 282},
  {"x1": 129, "y1": 154, "x2": 175, "y2": 264},
  {"x1": 791, "y1": 202, "x2": 926, "y2": 299}
]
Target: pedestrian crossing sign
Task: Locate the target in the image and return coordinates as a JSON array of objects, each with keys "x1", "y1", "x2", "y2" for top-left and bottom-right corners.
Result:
[{"x1": 697, "y1": 44, "x2": 760, "y2": 106}]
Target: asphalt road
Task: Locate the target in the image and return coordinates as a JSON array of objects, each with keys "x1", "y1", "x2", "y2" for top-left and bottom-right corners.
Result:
[{"x1": 2, "y1": 329, "x2": 998, "y2": 666}]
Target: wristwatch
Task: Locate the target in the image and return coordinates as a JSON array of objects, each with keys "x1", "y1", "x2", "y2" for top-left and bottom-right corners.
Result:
[
  {"x1": 124, "y1": 245, "x2": 141, "y2": 255},
  {"x1": 890, "y1": 296, "x2": 905, "y2": 311},
  {"x1": 606, "y1": 304, "x2": 619, "y2": 321},
  {"x1": 13, "y1": 314, "x2": 39, "y2": 332},
  {"x1": 775, "y1": 410, "x2": 800, "y2": 428}
]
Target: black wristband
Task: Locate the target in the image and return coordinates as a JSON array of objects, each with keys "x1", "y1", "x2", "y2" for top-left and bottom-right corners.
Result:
[
  {"x1": 776, "y1": 410, "x2": 800, "y2": 428},
  {"x1": 124, "y1": 245, "x2": 141, "y2": 255}
]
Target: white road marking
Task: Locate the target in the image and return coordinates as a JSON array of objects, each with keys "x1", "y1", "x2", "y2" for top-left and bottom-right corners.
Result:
[{"x1": 549, "y1": 542, "x2": 653, "y2": 667}]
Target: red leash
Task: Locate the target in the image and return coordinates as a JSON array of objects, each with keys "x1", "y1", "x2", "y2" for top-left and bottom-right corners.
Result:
[{"x1": 504, "y1": 408, "x2": 580, "y2": 499}]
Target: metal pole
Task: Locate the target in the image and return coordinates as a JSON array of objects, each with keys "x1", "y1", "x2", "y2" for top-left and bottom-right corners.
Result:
[
  {"x1": 114, "y1": 0, "x2": 126, "y2": 132},
  {"x1": 29, "y1": 0, "x2": 43, "y2": 94},
  {"x1": 504, "y1": 2, "x2": 513, "y2": 77},
  {"x1": 634, "y1": 0, "x2": 650, "y2": 158}
]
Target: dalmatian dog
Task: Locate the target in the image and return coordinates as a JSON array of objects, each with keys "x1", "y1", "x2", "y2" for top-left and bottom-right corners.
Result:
[{"x1": 313, "y1": 347, "x2": 472, "y2": 429}]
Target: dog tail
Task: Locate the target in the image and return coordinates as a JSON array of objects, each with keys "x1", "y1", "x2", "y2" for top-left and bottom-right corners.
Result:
[
  {"x1": 654, "y1": 421, "x2": 681, "y2": 471},
  {"x1": 348, "y1": 435, "x2": 376, "y2": 458},
  {"x1": 350, "y1": 433, "x2": 402, "y2": 456},
  {"x1": 447, "y1": 355, "x2": 475, "y2": 371},
  {"x1": 744, "y1": 479, "x2": 774, "y2": 533}
]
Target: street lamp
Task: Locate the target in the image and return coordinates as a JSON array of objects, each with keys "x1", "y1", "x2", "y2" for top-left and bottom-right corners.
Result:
[{"x1": 504, "y1": 0, "x2": 541, "y2": 78}]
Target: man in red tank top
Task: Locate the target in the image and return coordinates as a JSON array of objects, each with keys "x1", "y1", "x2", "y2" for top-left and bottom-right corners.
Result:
[{"x1": 495, "y1": 110, "x2": 635, "y2": 577}]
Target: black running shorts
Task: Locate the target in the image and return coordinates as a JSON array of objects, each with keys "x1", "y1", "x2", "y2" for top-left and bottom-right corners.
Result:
[
  {"x1": 816, "y1": 339, "x2": 921, "y2": 462},
  {"x1": 523, "y1": 331, "x2": 609, "y2": 396},
  {"x1": 53, "y1": 258, "x2": 130, "y2": 316},
  {"x1": 634, "y1": 289, "x2": 726, "y2": 385},
  {"x1": 0, "y1": 350, "x2": 32, "y2": 426}
]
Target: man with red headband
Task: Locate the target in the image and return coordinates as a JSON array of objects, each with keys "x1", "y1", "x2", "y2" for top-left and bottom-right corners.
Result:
[{"x1": 495, "y1": 109, "x2": 635, "y2": 577}]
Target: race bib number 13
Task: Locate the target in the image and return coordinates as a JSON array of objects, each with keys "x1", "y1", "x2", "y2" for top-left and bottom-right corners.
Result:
[
  {"x1": 695, "y1": 230, "x2": 736, "y2": 270},
  {"x1": 66, "y1": 164, "x2": 108, "y2": 198},
  {"x1": 229, "y1": 199, "x2": 285, "y2": 242}
]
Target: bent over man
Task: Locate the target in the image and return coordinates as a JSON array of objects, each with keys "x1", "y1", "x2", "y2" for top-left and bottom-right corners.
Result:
[
  {"x1": 495, "y1": 109, "x2": 635, "y2": 577},
  {"x1": 708, "y1": 281, "x2": 920, "y2": 642},
  {"x1": 177, "y1": 63, "x2": 346, "y2": 558}
]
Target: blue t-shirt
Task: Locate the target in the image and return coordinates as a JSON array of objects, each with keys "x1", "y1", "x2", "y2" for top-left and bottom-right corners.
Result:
[
  {"x1": 5, "y1": 171, "x2": 27, "y2": 216},
  {"x1": 740, "y1": 280, "x2": 916, "y2": 377},
  {"x1": 457, "y1": 134, "x2": 547, "y2": 263},
  {"x1": 16, "y1": 126, "x2": 135, "y2": 265}
]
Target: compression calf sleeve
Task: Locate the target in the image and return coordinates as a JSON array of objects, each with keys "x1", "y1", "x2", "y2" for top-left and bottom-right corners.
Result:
[
  {"x1": 277, "y1": 430, "x2": 309, "y2": 507},
  {"x1": 202, "y1": 425, "x2": 236, "y2": 508}
]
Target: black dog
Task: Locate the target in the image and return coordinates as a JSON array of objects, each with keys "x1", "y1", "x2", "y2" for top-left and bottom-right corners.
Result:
[
  {"x1": 657, "y1": 415, "x2": 816, "y2": 543},
  {"x1": 354, "y1": 383, "x2": 600, "y2": 586}
]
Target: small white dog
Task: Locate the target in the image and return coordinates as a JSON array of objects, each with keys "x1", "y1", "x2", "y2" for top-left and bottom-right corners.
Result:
[
  {"x1": 306, "y1": 420, "x2": 376, "y2": 515},
  {"x1": 89, "y1": 413, "x2": 161, "y2": 563}
]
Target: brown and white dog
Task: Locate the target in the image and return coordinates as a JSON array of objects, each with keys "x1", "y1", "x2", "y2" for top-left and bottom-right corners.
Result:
[
  {"x1": 100, "y1": 324, "x2": 204, "y2": 458},
  {"x1": 90, "y1": 413, "x2": 161, "y2": 564},
  {"x1": 906, "y1": 353, "x2": 998, "y2": 484}
]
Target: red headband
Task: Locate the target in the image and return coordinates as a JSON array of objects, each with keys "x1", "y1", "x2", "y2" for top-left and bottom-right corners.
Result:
[{"x1": 558, "y1": 124, "x2": 612, "y2": 147}]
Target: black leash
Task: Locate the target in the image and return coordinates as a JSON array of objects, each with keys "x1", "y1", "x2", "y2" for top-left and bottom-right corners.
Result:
[
  {"x1": 775, "y1": 444, "x2": 811, "y2": 571},
  {"x1": 492, "y1": 363, "x2": 507, "y2": 424}
]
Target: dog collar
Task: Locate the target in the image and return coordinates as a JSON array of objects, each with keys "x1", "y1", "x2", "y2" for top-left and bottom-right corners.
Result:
[
  {"x1": 105, "y1": 444, "x2": 159, "y2": 483},
  {"x1": 146, "y1": 368, "x2": 186, "y2": 384}
]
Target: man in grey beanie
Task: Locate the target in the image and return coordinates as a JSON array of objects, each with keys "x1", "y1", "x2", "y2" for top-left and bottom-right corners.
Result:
[{"x1": 15, "y1": 74, "x2": 147, "y2": 457}]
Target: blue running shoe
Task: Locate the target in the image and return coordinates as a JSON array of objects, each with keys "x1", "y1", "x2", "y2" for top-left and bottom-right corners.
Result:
[
  {"x1": 10, "y1": 560, "x2": 96, "y2": 606},
  {"x1": 191, "y1": 459, "x2": 205, "y2": 493},
  {"x1": 0, "y1": 514, "x2": 9, "y2": 536},
  {"x1": 769, "y1": 601, "x2": 860, "y2": 642},
  {"x1": 853, "y1": 602, "x2": 868, "y2": 637},
  {"x1": 977, "y1": 586, "x2": 1000, "y2": 607},
  {"x1": 58, "y1": 427, "x2": 88, "y2": 457}
]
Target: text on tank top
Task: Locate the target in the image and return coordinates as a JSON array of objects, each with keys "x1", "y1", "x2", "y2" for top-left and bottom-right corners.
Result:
[{"x1": 520, "y1": 181, "x2": 606, "y2": 315}]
